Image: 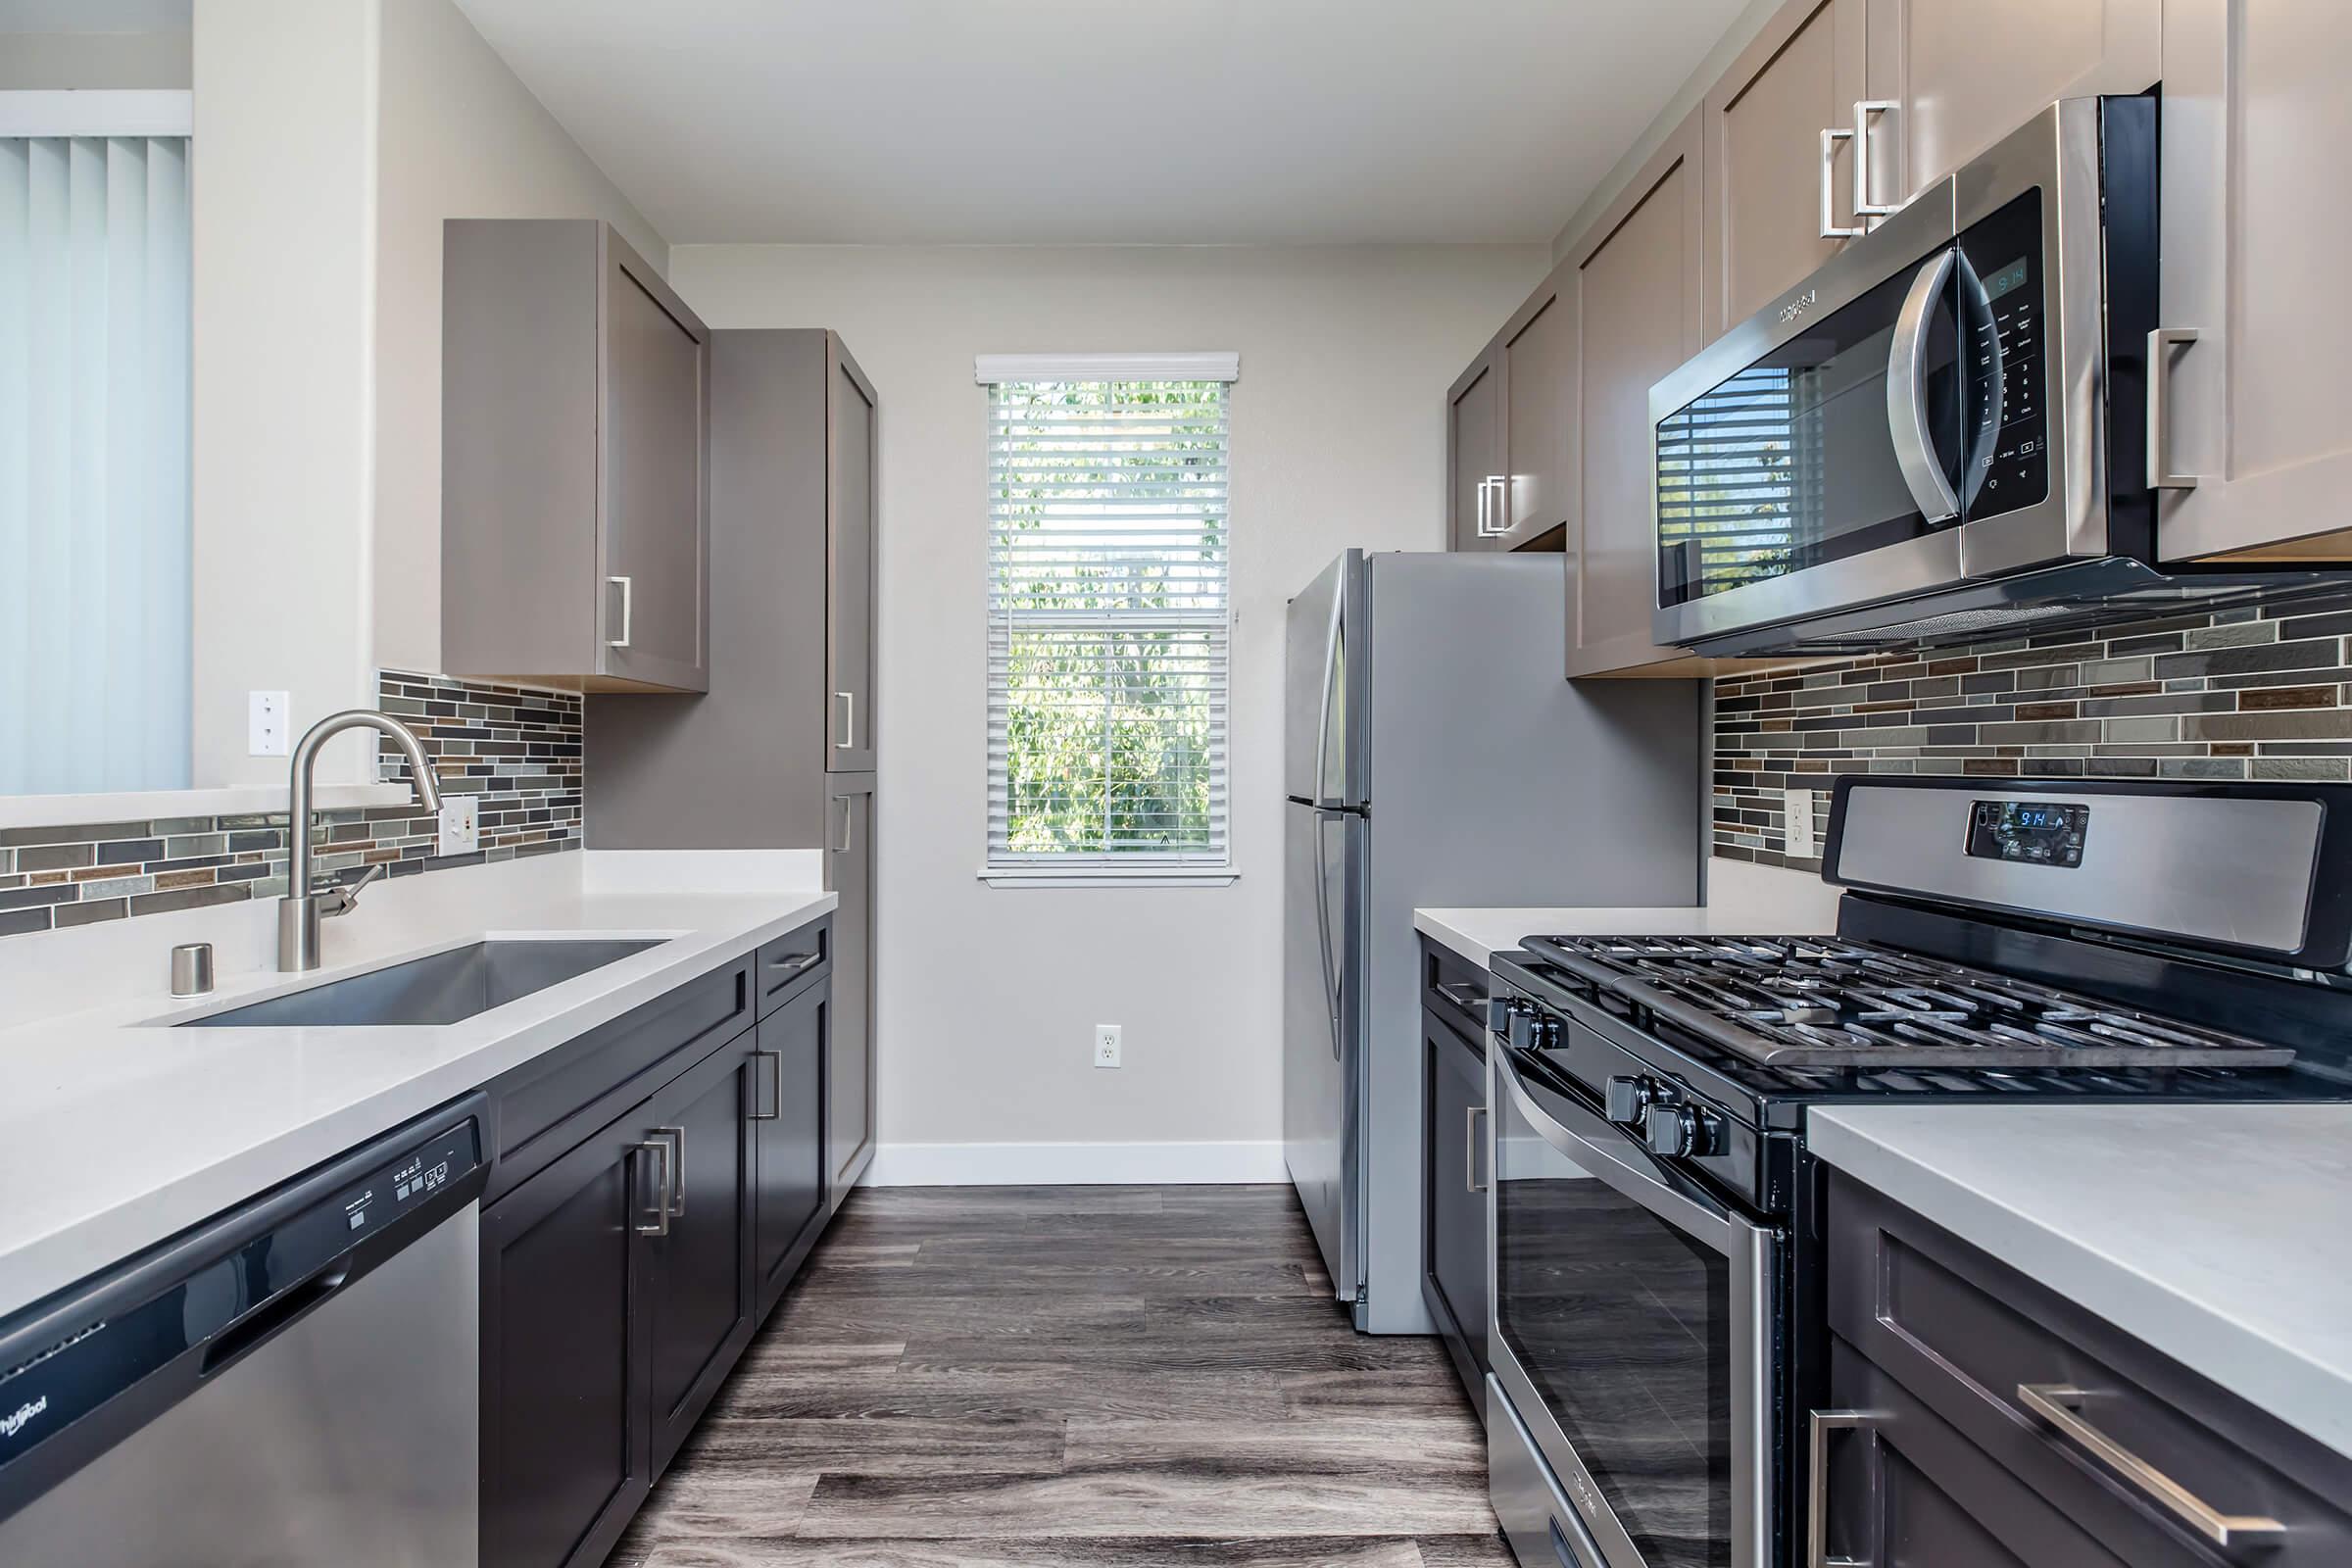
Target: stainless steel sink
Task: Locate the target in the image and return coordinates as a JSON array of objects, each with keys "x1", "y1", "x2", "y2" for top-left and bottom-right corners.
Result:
[{"x1": 176, "y1": 939, "x2": 662, "y2": 1028}]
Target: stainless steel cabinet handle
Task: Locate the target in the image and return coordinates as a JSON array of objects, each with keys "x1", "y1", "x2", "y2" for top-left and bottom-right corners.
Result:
[
  {"x1": 2016, "y1": 1384, "x2": 2284, "y2": 1546},
  {"x1": 832, "y1": 797, "x2": 855, "y2": 855},
  {"x1": 1465, "y1": 1104, "x2": 1489, "y2": 1194},
  {"x1": 1886, "y1": 249, "x2": 1963, "y2": 523},
  {"x1": 1808, "y1": 1409, "x2": 1879, "y2": 1568},
  {"x1": 1819, "y1": 127, "x2": 1863, "y2": 239},
  {"x1": 751, "y1": 1049, "x2": 783, "y2": 1121},
  {"x1": 1476, "y1": 475, "x2": 1510, "y2": 538},
  {"x1": 2146, "y1": 328, "x2": 2201, "y2": 491},
  {"x1": 1853, "y1": 100, "x2": 1900, "y2": 220},
  {"x1": 833, "y1": 690, "x2": 855, "y2": 750},
  {"x1": 1434, "y1": 980, "x2": 1486, "y2": 1016},
  {"x1": 632, "y1": 1138, "x2": 672, "y2": 1236},
  {"x1": 655, "y1": 1126, "x2": 686, "y2": 1217},
  {"x1": 768, "y1": 950, "x2": 822, "y2": 977},
  {"x1": 606, "y1": 575, "x2": 633, "y2": 650}
]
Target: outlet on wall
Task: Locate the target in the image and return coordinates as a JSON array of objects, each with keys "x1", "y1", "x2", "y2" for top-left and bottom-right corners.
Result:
[
  {"x1": 1784, "y1": 786, "x2": 1817, "y2": 858},
  {"x1": 437, "y1": 795, "x2": 479, "y2": 857},
  {"x1": 1094, "y1": 1023, "x2": 1122, "y2": 1069},
  {"x1": 248, "y1": 691, "x2": 290, "y2": 757}
]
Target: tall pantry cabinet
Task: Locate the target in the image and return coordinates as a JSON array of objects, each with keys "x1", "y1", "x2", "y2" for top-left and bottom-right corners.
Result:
[{"x1": 588, "y1": 328, "x2": 881, "y2": 1204}]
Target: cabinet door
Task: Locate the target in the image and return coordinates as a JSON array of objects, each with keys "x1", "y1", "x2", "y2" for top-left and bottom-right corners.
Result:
[
  {"x1": 753, "y1": 980, "x2": 828, "y2": 1315},
  {"x1": 1446, "y1": 349, "x2": 1504, "y2": 551},
  {"x1": 1500, "y1": 269, "x2": 1576, "y2": 549},
  {"x1": 480, "y1": 1111, "x2": 658, "y2": 1568},
  {"x1": 642, "y1": 1030, "x2": 760, "y2": 1475},
  {"x1": 2156, "y1": 0, "x2": 2352, "y2": 563},
  {"x1": 1566, "y1": 110, "x2": 1708, "y2": 677},
  {"x1": 826, "y1": 336, "x2": 879, "y2": 770},
  {"x1": 1863, "y1": 0, "x2": 2158, "y2": 207},
  {"x1": 824, "y1": 773, "x2": 876, "y2": 1202},
  {"x1": 1705, "y1": 0, "x2": 1868, "y2": 332},
  {"x1": 1423, "y1": 1018, "x2": 1488, "y2": 1377},
  {"x1": 598, "y1": 231, "x2": 710, "y2": 693}
]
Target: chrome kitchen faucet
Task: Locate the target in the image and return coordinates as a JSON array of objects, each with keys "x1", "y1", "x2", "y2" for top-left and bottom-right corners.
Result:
[{"x1": 278, "y1": 710, "x2": 442, "y2": 972}]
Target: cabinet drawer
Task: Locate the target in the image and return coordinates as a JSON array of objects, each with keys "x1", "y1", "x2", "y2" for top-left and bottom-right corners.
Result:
[
  {"x1": 756, "y1": 918, "x2": 829, "y2": 1016},
  {"x1": 1419, "y1": 935, "x2": 1489, "y2": 1052},
  {"x1": 488, "y1": 958, "x2": 753, "y2": 1198},
  {"x1": 1828, "y1": 1170, "x2": 2352, "y2": 1563}
]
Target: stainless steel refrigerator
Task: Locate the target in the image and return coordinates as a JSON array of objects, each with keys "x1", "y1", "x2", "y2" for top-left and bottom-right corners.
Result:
[{"x1": 1283, "y1": 550, "x2": 1702, "y2": 1333}]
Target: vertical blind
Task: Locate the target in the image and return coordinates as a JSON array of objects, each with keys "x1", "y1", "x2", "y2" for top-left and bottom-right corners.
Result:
[
  {"x1": 0, "y1": 134, "x2": 192, "y2": 794},
  {"x1": 1654, "y1": 365, "x2": 1808, "y2": 604},
  {"x1": 984, "y1": 373, "x2": 1231, "y2": 867}
]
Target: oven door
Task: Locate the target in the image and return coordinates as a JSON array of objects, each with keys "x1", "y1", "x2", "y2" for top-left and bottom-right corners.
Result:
[{"x1": 1489, "y1": 1045, "x2": 1778, "y2": 1568}]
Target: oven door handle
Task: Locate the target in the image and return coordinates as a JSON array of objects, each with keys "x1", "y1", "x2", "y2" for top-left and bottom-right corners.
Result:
[
  {"x1": 1496, "y1": 1050, "x2": 1739, "y2": 1255},
  {"x1": 1886, "y1": 248, "x2": 1963, "y2": 524}
]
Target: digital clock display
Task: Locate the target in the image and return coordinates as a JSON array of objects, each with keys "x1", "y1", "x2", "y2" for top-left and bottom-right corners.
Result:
[{"x1": 1967, "y1": 800, "x2": 2088, "y2": 867}]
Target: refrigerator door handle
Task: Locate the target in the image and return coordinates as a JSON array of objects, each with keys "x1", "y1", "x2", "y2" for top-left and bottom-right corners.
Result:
[
  {"x1": 1312, "y1": 811, "x2": 1342, "y2": 1061},
  {"x1": 1313, "y1": 572, "x2": 1345, "y2": 807}
]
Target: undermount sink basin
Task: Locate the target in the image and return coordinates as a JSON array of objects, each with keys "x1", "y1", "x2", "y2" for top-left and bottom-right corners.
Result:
[{"x1": 176, "y1": 939, "x2": 663, "y2": 1028}]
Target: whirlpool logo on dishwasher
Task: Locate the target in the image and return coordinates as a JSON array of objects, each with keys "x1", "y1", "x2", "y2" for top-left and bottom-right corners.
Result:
[{"x1": 1, "y1": 1394, "x2": 49, "y2": 1441}]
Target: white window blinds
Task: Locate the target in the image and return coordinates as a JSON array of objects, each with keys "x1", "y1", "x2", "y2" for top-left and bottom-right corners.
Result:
[
  {"x1": 984, "y1": 368, "x2": 1233, "y2": 869},
  {"x1": 0, "y1": 132, "x2": 193, "y2": 794}
]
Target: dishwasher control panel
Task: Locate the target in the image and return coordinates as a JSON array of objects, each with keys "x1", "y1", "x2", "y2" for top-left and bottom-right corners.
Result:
[{"x1": 0, "y1": 1112, "x2": 482, "y2": 1498}]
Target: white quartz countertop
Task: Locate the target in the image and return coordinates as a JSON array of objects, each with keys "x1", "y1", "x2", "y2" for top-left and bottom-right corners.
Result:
[
  {"x1": 1416, "y1": 858, "x2": 1843, "y2": 966},
  {"x1": 1810, "y1": 1102, "x2": 2352, "y2": 1460},
  {"x1": 0, "y1": 873, "x2": 836, "y2": 1319}
]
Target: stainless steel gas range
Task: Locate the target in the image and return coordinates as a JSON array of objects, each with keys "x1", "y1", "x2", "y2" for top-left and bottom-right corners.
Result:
[{"x1": 1482, "y1": 774, "x2": 2352, "y2": 1568}]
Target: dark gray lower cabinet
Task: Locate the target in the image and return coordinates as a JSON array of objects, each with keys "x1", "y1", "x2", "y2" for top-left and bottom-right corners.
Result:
[
  {"x1": 1820, "y1": 1168, "x2": 2352, "y2": 1567},
  {"x1": 645, "y1": 1030, "x2": 760, "y2": 1474},
  {"x1": 480, "y1": 1109, "x2": 656, "y2": 1568},
  {"x1": 1423, "y1": 1012, "x2": 1488, "y2": 1403},
  {"x1": 753, "y1": 982, "x2": 828, "y2": 1316},
  {"x1": 825, "y1": 773, "x2": 875, "y2": 1203}
]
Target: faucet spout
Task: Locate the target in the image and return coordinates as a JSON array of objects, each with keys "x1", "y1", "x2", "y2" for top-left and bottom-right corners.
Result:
[{"x1": 279, "y1": 710, "x2": 442, "y2": 971}]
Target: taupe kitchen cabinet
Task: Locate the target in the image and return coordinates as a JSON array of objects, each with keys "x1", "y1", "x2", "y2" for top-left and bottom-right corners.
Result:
[
  {"x1": 1817, "y1": 1169, "x2": 2352, "y2": 1566},
  {"x1": 1703, "y1": 0, "x2": 1869, "y2": 332},
  {"x1": 1447, "y1": 267, "x2": 1576, "y2": 555},
  {"x1": 828, "y1": 340, "x2": 879, "y2": 769},
  {"x1": 442, "y1": 219, "x2": 710, "y2": 694},
  {"x1": 2156, "y1": 0, "x2": 2352, "y2": 563},
  {"x1": 825, "y1": 772, "x2": 876, "y2": 1204},
  {"x1": 1860, "y1": 0, "x2": 2158, "y2": 210},
  {"x1": 1563, "y1": 111, "x2": 1714, "y2": 678}
]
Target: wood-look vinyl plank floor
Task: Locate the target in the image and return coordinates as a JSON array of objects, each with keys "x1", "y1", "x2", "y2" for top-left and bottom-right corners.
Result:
[{"x1": 612, "y1": 1184, "x2": 1502, "y2": 1568}]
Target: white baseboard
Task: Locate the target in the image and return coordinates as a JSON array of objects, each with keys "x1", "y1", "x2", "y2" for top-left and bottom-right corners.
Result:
[{"x1": 865, "y1": 1139, "x2": 1287, "y2": 1187}]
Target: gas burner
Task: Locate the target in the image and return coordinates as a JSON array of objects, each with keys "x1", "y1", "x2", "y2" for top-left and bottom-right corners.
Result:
[{"x1": 1528, "y1": 935, "x2": 2297, "y2": 1070}]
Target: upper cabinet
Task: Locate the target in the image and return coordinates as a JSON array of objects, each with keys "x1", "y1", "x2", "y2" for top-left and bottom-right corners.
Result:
[
  {"x1": 1446, "y1": 349, "x2": 1503, "y2": 551},
  {"x1": 1447, "y1": 269, "x2": 1576, "y2": 555},
  {"x1": 1704, "y1": 0, "x2": 1869, "y2": 333},
  {"x1": 826, "y1": 341, "x2": 879, "y2": 770},
  {"x1": 1861, "y1": 0, "x2": 2159, "y2": 208},
  {"x1": 2155, "y1": 0, "x2": 2352, "y2": 563},
  {"x1": 443, "y1": 220, "x2": 710, "y2": 694}
]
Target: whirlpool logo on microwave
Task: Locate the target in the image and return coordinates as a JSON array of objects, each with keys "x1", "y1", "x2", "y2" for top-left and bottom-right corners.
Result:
[
  {"x1": 1778, "y1": 289, "x2": 1818, "y2": 325},
  {"x1": 0, "y1": 1394, "x2": 48, "y2": 1442}
]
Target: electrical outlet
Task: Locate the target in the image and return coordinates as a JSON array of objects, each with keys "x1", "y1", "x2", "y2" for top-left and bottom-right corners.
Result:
[
  {"x1": 1784, "y1": 786, "x2": 1816, "y2": 858},
  {"x1": 437, "y1": 795, "x2": 479, "y2": 857},
  {"x1": 1094, "y1": 1023, "x2": 1122, "y2": 1069},
  {"x1": 248, "y1": 691, "x2": 290, "y2": 757}
]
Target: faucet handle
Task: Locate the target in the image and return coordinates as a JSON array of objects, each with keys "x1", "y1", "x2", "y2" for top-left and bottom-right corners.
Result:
[{"x1": 319, "y1": 862, "x2": 389, "y2": 918}]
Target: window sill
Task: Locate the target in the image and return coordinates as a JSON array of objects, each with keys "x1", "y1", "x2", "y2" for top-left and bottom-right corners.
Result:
[{"x1": 979, "y1": 865, "x2": 1238, "y2": 890}]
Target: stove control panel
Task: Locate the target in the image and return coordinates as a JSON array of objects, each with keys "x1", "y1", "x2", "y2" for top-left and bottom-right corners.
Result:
[{"x1": 1967, "y1": 799, "x2": 2087, "y2": 867}]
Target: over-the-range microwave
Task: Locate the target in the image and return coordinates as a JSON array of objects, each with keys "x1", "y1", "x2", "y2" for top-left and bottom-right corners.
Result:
[{"x1": 1647, "y1": 95, "x2": 2346, "y2": 659}]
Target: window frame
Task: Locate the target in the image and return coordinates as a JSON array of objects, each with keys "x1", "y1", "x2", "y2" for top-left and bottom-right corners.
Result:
[{"x1": 974, "y1": 354, "x2": 1240, "y2": 889}]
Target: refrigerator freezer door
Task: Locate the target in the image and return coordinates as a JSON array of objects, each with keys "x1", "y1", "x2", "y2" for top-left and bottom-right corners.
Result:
[
  {"x1": 1283, "y1": 799, "x2": 1362, "y2": 1303},
  {"x1": 1284, "y1": 551, "x2": 1366, "y2": 808}
]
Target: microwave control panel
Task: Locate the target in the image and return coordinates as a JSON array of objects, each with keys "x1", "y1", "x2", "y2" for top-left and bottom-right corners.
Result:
[{"x1": 1960, "y1": 189, "x2": 2050, "y2": 519}]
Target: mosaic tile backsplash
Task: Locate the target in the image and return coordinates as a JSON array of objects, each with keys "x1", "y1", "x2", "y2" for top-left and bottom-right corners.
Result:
[
  {"x1": 0, "y1": 671, "x2": 581, "y2": 941},
  {"x1": 1712, "y1": 592, "x2": 2352, "y2": 872}
]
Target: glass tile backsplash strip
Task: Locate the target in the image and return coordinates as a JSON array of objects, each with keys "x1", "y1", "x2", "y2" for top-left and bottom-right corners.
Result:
[
  {"x1": 1713, "y1": 593, "x2": 2352, "y2": 872},
  {"x1": 0, "y1": 671, "x2": 581, "y2": 940}
]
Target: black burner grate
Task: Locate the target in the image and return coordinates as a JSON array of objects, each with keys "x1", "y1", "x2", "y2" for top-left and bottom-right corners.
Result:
[{"x1": 1529, "y1": 935, "x2": 2297, "y2": 1069}]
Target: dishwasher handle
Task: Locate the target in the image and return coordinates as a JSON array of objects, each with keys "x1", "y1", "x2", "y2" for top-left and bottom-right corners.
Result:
[{"x1": 199, "y1": 1262, "x2": 354, "y2": 1378}]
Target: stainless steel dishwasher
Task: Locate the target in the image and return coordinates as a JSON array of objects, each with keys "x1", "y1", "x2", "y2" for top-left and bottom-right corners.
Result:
[{"x1": 0, "y1": 1093, "x2": 488, "y2": 1566}]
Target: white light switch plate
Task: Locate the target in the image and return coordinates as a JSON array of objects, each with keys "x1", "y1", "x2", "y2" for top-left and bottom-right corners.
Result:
[
  {"x1": 1784, "y1": 786, "x2": 1816, "y2": 858},
  {"x1": 437, "y1": 796, "x2": 478, "y2": 857},
  {"x1": 248, "y1": 691, "x2": 290, "y2": 757}
]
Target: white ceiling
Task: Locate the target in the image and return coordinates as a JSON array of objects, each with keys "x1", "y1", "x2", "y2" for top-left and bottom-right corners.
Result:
[{"x1": 451, "y1": 0, "x2": 1747, "y2": 246}]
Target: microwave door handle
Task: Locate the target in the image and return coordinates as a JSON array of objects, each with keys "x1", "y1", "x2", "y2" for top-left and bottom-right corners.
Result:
[{"x1": 1886, "y1": 249, "x2": 1963, "y2": 524}]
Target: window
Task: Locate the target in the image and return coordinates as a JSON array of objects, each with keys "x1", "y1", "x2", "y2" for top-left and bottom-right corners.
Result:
[
  {"x1": 980, "y1": 353, "x2": 1236, "y2": 882},
  {"x1": 0, "y1": 122, "x2": 193, "y2": 794}
]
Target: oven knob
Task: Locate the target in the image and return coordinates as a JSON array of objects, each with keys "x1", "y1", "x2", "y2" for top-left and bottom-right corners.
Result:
[
  {"x1": 1642, "y1": 1103, "x2": 1722, "y2": 1158},
  {"x1": 1486, "y1": 997, "x2": 1524, "y2": 1035},
  {"x1": 1604, "y1": 1075, "x2": 1656, "y2": 1127}
]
